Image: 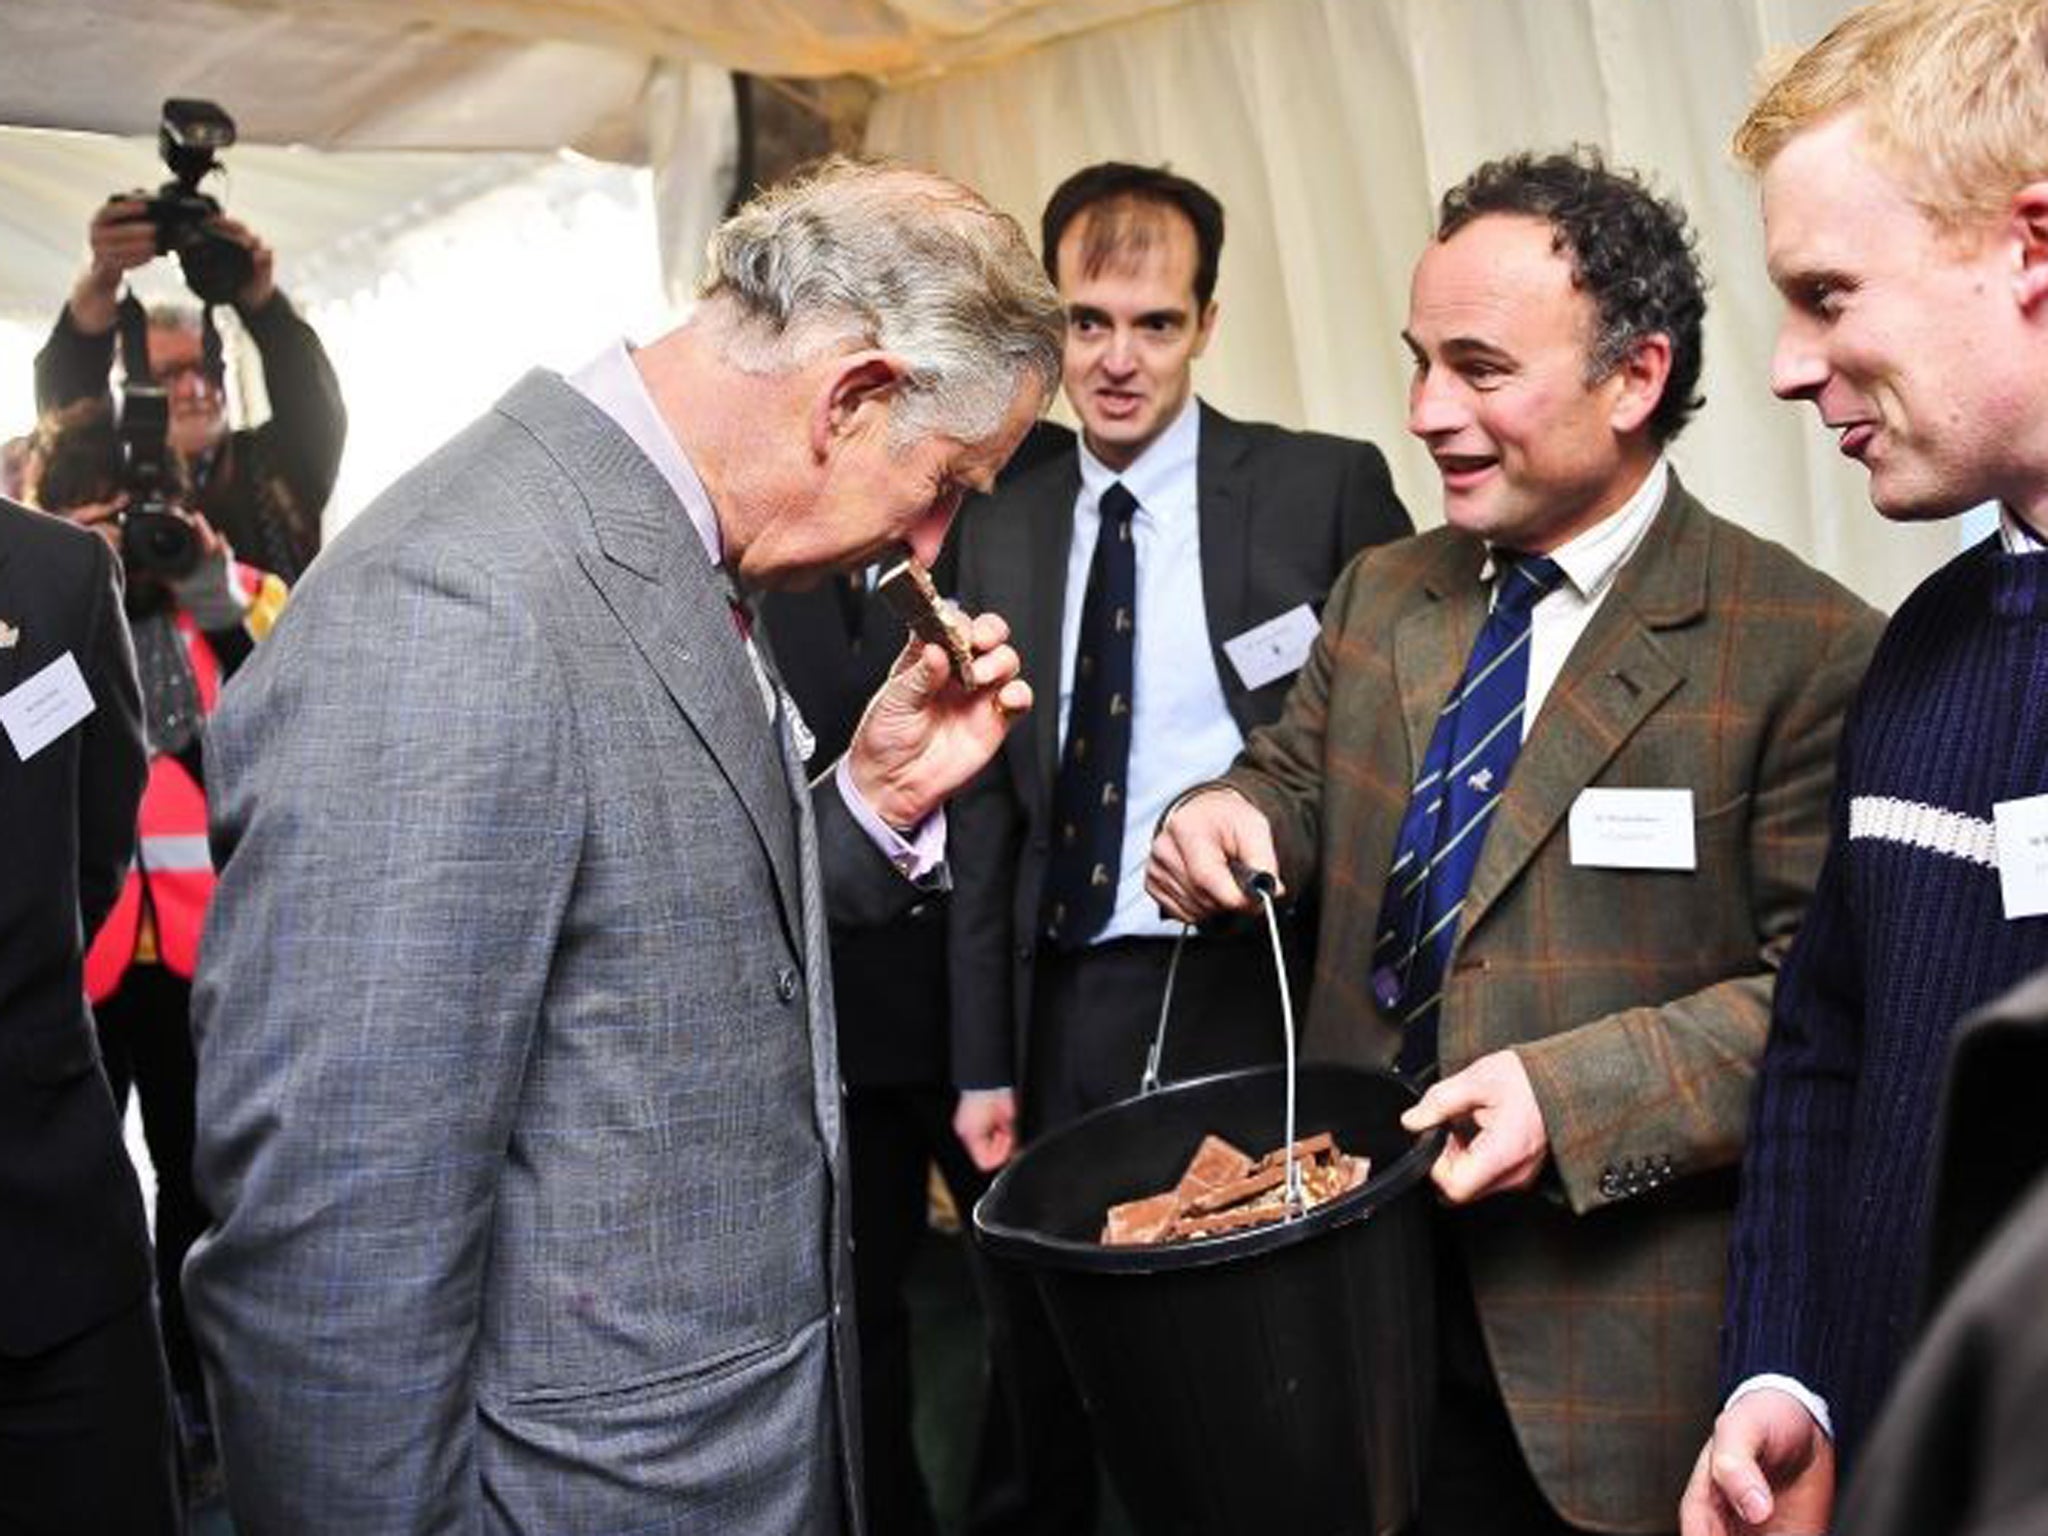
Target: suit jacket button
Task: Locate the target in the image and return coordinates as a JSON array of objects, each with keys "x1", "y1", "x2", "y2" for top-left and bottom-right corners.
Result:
[
  {"x1": 1015, "y1": 942, "x2": 1034, "y2": 963},
  {"x1": 777, "y1": 967, "x2": 800, "y2": 1003}
]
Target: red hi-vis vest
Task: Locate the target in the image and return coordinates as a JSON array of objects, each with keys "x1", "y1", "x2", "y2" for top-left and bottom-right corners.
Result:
[{"x1": 84, "y1": 568, "x2": 263, "y2": 1003}]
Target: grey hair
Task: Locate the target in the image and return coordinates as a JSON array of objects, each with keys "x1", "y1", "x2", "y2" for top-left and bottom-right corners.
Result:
[
  {"x1": 144, "y1": 302, "x2": 204, "y2": 334},
  {"x1": 700, "y1": 156, "x2": 1064, "y2": 447}
]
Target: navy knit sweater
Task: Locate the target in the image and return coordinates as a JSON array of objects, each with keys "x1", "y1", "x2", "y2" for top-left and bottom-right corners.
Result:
[{"x1": 1721, "y1": 535, "x2": 2048, "y2": 1466}]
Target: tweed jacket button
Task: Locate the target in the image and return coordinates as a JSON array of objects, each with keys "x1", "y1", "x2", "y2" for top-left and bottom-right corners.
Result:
[{"x1": 776, "y1": 967, "x2": 800, "y2": 1003}]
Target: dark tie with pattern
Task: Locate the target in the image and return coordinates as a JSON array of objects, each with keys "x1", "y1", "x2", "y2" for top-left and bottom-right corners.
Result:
[
  {"x1": 1371, "y1": 551, "x2": 1567, "y2": 1078},
  {"x1": 1043, "y1": 481, "x2": 1140, "y2": 948}
]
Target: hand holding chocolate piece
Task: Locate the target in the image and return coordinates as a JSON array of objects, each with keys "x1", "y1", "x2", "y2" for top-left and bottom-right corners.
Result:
[{"x1": 878, "y1": 558, "x2": 978, "y2": 687}]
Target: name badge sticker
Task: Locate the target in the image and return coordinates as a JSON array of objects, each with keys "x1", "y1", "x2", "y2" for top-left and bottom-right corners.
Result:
[
  {"x1": 1224, "y1": 603, "x2": 1319, "y2": 692},
  {"x1": 1569, "y1": 787, "x2": 1697, "y2": 871},
  {"x1": 0, "y1": 651, "x2": 96, "y2": 762},
  {"x1": 1993, "y1": 792, "x2": 2048, "y2": 920}
]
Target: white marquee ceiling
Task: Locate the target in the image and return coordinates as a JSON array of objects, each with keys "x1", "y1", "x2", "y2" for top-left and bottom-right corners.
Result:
[{"x1": 0, "y1": 0, "x2": 1183, "y2": 319}]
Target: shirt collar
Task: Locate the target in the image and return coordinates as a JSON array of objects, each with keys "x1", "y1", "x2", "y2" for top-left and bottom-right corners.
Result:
[
  {"x1": 1998, "y1": 504, "x2": 2048, "y2": 554},
  {"x1": 1482, "y1": 456, "x2": 1669, "y2": 600},
  {"x1": 1076, "y1": 393, "x2": 1201, "y2": 520},
  {"x1": 566, "y1": 339, "x2": 724, "y2": 569}
]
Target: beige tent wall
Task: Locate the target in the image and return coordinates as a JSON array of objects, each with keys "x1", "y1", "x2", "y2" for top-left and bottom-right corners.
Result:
[{"x1": 867, "y1": 0, "x2": 1957, "y2": 610}]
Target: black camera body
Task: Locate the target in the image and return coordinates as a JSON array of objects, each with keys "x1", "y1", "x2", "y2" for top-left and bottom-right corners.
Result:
[
  {"x1": 116, "y1": 387, "x2": 201, "y2": 582},
  {"x1": 134, "y1": 98, "x2": 252, "y2": 305}
]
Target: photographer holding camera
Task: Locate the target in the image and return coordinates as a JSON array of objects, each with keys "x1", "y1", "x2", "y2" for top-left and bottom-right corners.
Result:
[
  {"x1": 34, "y1": 100, "x2": 346, "y2": 583},
  {"x1": 24, "y1": 395, "x2": 286, "y2": 1509}
]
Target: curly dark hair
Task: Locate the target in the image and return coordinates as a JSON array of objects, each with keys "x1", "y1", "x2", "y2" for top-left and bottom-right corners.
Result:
[{"x1": 1437, "y1": 148, "x2": 1707, "y2": 445}]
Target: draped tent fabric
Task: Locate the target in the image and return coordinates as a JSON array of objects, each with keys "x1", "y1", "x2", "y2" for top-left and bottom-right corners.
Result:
[
  {"x1": 0, "y1": 0, "x2": 1192, "y2": 148},
  {"x1": 866, "y1": 0, "x2": 1955, "y2": 610},
  {"x1": 0, "y1": 0, "x2": 1955, "y2": 602}
]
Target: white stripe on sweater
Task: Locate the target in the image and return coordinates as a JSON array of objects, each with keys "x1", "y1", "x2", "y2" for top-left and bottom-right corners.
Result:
[{"x1": 1847, "y1": 795, "x2": 1998, "y2": 868}]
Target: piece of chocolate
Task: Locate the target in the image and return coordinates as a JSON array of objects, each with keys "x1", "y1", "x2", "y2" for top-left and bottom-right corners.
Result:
[
  {"x1": 1182, "y1": 1161, "x2": 1288, "y2": 1217},
  {"x1": 1100, "y1": 1130, "x2": 1373, "y2": 1246},
  {"x1": 1174, "y1": 1134, "x2": 1255, "y2": 1202},
  {"x1": 1102, "y1": 1190, "x2": 1183, "y2": 1246},
  {"x1": 1168, "y1": 1199, "x2": 1294, "y2": 1241},
  {"x1": 1255, "y1": 1132, "x2": 1335, "y2": 1171},
  {"x1": 877, "y1": 558, "x2": 977, "y2": 686}
]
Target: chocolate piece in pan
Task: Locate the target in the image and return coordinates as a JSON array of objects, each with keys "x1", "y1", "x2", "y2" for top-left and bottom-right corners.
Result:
[
  {"x1": 877, "y1": 558, "x2": 977, "y2": 687},
  {"x1": 1099, "y1": 1130, "x2": 1373, "y2": 1246}
]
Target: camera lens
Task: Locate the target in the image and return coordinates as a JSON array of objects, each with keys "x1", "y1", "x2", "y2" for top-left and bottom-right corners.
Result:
[
  {"x1": 121, "y1": 508, "x2": 202, "y2": 581},
  {"x1": 177, "y1": 228, "x2": 253, "y2": 305}
]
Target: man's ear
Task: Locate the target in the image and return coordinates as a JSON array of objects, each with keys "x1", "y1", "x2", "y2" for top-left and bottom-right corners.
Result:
[
  {"x1": 2009, "y1": 183, "x2": 2048, "y2": 316},
  {"x1": 809, "y1": 351, "x2": 912, "y2": 459},
  {"x1": 1190, "y1": 299, "x2": 1221, "y2": 361},
  {"x1": 1606, "y1": 332, "x2": 1674, "y2": 437}
]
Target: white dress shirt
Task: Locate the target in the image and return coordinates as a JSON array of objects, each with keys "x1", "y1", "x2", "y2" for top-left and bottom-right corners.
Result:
[
  {"x1": 2000, "y1": 504, "x2": 2048, "y2": 553},
  {"x1": 1481, "y1": 457, "x2": 1669, "y2": 739}
]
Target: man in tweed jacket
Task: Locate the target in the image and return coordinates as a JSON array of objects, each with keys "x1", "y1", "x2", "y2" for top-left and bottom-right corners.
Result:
[
  {"x1": 183, "y1": 161, "x2": 1061, "y2": 1535},
  {"x1": 1149, "y1": 153, "x2": 1880, "y2": 1533}
]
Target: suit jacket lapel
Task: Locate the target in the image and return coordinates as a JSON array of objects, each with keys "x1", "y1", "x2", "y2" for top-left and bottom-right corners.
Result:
[
  {"x1": 0, "y1": 538, "x2": 22, "y2": 696},
  {"x1": 1026, "y1": 460, "x2": 1079, "y2": 799},
  {"x1": 1389, "y1": 538, "x2": 1489, "y2": 783},
  {"x1": 497, "y1": 372, "x2": 806, "y2": 952},
  {"x1": 1461, "y1": 482, "x2": 1707, "y2": 938},
  {"x1": 1195, "y1": 404, "x2": 1256, "y2": 727}
]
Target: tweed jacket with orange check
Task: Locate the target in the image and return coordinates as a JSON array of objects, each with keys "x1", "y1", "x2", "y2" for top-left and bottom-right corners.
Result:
[{"x1": 1221, "y1": 477, "x2": 1882, "y2": 1532}]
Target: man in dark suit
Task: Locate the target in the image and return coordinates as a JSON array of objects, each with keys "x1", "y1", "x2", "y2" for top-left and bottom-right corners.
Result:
[
  {"x1": 945, "y1": 161, "x2": 1410, "y2": 1533},
  {"x1": 758, "y1": 419, "x2": 1070, "y2": 1536},
  {"x1": 0, "y1": 496, "x2": 177, "y2": 1532},
  {"x1": 1149, "y1": 152, "x2": 1879, "y2": 1534}
]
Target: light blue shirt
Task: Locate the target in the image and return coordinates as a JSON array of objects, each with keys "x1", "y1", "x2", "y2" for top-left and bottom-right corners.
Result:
[{"x1": 1064, "y1": 397, "x2": 1245, "y2": 941}]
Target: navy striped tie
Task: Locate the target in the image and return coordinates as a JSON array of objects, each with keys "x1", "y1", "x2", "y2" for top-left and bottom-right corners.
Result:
[{"x1": 1372, "y1": 551, "x2": 1566, "y2": 1079}]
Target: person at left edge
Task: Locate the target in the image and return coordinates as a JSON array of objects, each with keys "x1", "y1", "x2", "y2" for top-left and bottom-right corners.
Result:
[
  {"x1": 944, "y1": 163, "x2": 1410, "y2": 1533},
  {"x1": 182, "y1": 157, "x2": 1063, "y2": 1536},
  {"x1": 757, "y1": 415, "x2": 1070, "y2": 1536},
  {"x1": 0, "y1": 496, "x2": 178, "y2": 1534}
]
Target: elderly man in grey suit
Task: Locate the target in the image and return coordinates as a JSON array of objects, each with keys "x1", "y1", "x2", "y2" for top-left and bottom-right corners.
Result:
[{"x1": 183, "y1": 158, "x2": 1063, "y2": 1535}]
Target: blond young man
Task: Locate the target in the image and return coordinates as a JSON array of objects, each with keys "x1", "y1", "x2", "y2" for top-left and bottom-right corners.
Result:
[{"x1": 1685, "y1": 5, "x2": 2048, "y2": 1531}]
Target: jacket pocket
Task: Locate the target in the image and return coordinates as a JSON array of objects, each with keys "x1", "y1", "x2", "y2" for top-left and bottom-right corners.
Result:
[{"x1": 493, "y1": 1329, "x2": 794, "y2": 1414}]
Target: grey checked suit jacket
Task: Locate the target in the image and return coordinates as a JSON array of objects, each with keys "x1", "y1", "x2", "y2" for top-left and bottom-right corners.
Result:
[{"x1": 187, "y1": 372, "x2": 911, "y2": 1534}]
